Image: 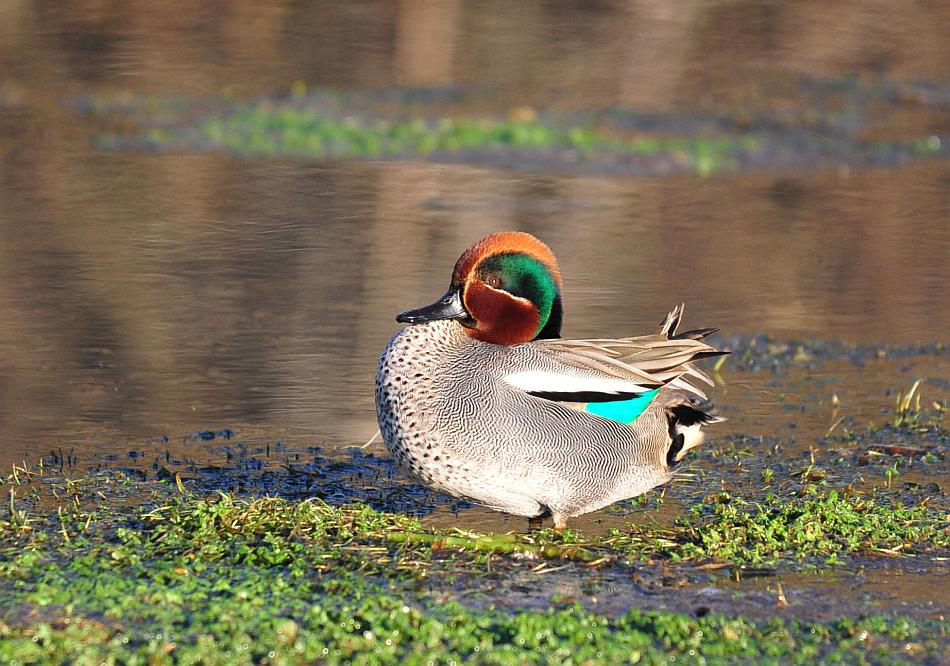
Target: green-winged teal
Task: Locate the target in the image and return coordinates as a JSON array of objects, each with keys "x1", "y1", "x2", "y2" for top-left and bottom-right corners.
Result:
[{"x1": 375, "y1": 231, "x2": 727, "y2": 528}]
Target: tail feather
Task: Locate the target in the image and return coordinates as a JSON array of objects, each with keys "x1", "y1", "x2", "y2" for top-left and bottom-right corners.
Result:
[
  {"x1": 657, "y1": 304, "x2": 728, "y2": 398},
  {"x1": 673, "y1": 327, "x2": 719, "y2": 341},
  {"x1": 658, "y1": 303, "x2": 685, "y2": 337},
  {"x1": 655, "y1": 305, "x2": 726, "y2": 467},
  {"x1": 665, "y1": 395, "x2": 724, "y2": 467}
]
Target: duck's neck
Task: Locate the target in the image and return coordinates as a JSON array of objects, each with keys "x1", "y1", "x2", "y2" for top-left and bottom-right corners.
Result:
[{"x1": 534, "y1": 293, "x2": 562, "y2": 340}]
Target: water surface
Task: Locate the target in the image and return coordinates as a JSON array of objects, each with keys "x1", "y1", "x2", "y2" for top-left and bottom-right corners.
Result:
[{"x1": 0, "y1": 1, "x2": 947, "y2": 500}]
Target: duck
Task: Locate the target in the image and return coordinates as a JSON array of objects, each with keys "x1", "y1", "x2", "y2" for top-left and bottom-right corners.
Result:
[{"x1": 375, "y1": 231, "x2": 727, "y2": 529}]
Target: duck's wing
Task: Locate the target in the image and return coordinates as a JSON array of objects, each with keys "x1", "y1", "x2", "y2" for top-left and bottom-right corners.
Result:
[{"x1": 502, "y1": 304, "x2": 727, "y2": 403}]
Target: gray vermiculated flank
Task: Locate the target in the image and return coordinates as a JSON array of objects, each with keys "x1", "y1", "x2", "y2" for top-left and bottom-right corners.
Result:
[{"x1": 376, "y1": 320, "x2": 684, "y2": 524}]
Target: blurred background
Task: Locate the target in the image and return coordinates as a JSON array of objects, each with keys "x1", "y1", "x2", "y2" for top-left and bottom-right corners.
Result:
[{"x1": 0, "y1": 1, "x2": 948, "y2": 469}]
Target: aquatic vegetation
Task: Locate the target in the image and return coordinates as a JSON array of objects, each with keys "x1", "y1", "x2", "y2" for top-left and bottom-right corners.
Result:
[
  {"x1": 78, "y1": 76, "x2": 950, "y2": 177},
  {"x1": 891, "y1": 379, "x2": 938, "y2": 430},
  {"x1": 721, "y1": 335, "x2": 948, "y2": 375},
  {"x1": 615, "y1": 488, "x2": 948, "y2": 566},
  {"x1": 1, "y1": 482, "x2": 947, "y2": 664},
  {"x1": 7, "y1": 479, "x2": 944, "y2": 573},
  {"x1": 193, "y1": 107, "x2": 756, "y2": 174},
  {"x1": 91, "y1": 99, "x2": 757, "y2": 177},
  {"x1": 813, "y1": 378, "x2": 948, "y2": 478},
  {"x1": 2, "y1": 580, "x2": 945, "y2": 664}
]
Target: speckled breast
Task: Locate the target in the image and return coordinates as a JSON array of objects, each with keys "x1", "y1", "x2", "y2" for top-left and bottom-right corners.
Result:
[{"x1": 375, "y1": 321, "x2": 474, "y2": 493}]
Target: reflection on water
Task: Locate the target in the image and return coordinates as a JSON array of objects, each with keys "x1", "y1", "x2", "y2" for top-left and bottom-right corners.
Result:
[{"x1": 0, "y1": 2, "x2": 948, "y2": 470}]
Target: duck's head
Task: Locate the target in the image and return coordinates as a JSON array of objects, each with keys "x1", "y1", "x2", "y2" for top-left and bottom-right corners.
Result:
[{"x1": 397, "y1": 231, "x2": 563, "y2": 345}]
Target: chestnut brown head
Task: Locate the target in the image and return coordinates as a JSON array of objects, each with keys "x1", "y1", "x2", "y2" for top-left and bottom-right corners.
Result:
[{"x1": 397, "y1": 231, "x2": 563, "y2": 345}]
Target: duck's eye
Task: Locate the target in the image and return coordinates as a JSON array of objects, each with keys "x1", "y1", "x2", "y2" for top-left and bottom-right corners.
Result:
[{"x1": 486, "y1": 275, "x2": 501, "y2": 288}]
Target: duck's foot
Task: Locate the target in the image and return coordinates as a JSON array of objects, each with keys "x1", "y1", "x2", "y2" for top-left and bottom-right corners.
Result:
[{"x1": 528, "y1": 515, "x2": 568, "y2": 531}]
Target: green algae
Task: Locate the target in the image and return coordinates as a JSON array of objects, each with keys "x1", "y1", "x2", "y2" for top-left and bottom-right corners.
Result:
[
  {"x1": 196, "y1": 107, "x2": 751, "y2": 172},
  {"x1": 613, "y1": 488, "x2": 948, "y2": 566},
  {"x1": 1, "y1": 484, "x2": 947, "y2": 665},
  {"x1": 6, "y1": 481, "x2": 945, "y2": 573},
  {"x1": 2, "y1": 593, "x2": 945, "y2": 665},
  {"x1": 2, "y1": 460, "x2": 949, "y2": 664},
  {"x1": 98, "y1": 102, "x2": 754, "y2": 177},
  {"x1": 77, "y1": 80, "x2": 950, "y2": 177}
]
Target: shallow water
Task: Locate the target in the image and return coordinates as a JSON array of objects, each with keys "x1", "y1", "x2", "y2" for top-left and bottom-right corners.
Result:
[
  {"x1": 2, "y1": 2, "x2": 949, "y2": 471},
  {"x1": 0, "y1": 1, "x2": 948, "y2": 622}
]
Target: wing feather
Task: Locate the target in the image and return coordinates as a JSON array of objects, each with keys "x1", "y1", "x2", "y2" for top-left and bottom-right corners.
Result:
[{"x1": 502, "y1": 304, "x2": 727, "y2": 403}]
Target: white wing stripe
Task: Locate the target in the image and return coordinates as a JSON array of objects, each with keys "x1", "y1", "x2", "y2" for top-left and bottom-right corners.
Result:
[{"x1": 504, "y1": 370, "x2": 654, "y2": 395}]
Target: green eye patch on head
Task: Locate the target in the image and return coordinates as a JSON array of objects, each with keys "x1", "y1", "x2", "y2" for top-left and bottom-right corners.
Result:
[{"x1": 480, "y1": 252, "x2": 560, "y2": 336}]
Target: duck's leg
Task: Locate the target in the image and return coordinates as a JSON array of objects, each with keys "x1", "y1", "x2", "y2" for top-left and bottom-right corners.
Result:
[{"x1": 552, "y1": 512, "x2": 567, "y2": 532}]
